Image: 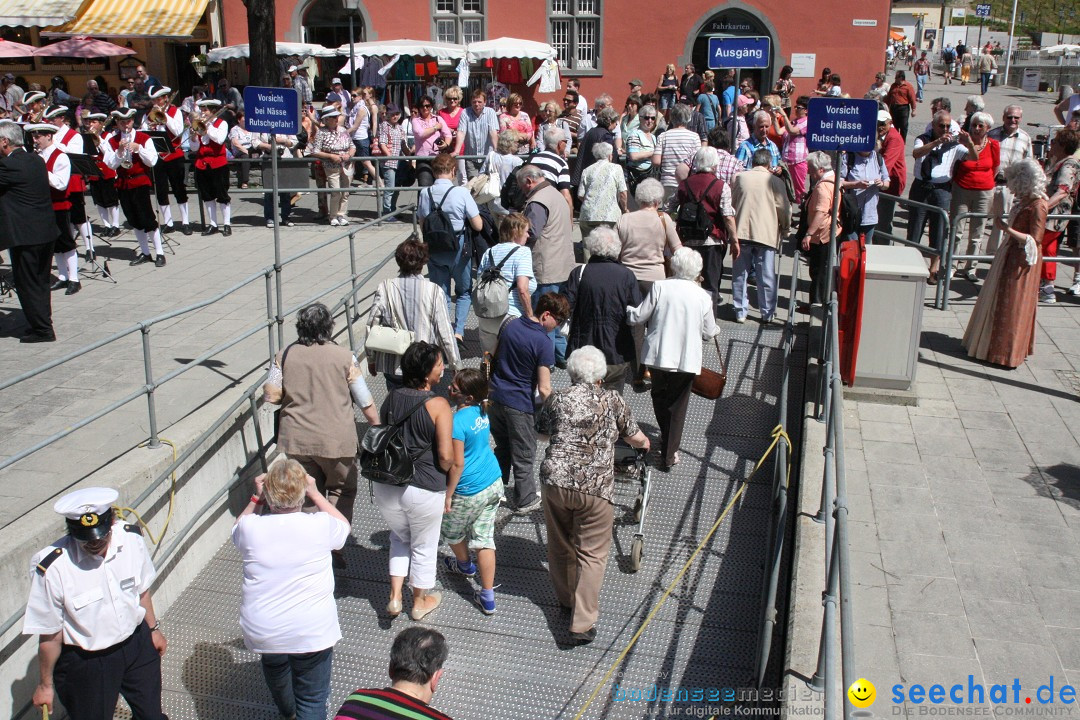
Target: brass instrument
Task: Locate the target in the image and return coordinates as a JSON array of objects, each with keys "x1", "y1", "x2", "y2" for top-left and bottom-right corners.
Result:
[
  {"x1": 86, "y1": 126, "x2": 102, "y2": 153},
  {"x1": 118, "y1": 130, "x2": 135, "y2": 169},
  {"x1": 190, "y1": 106, "x2": 228, "y2": 137},
  {"x1": 147, "y1": 107, "x2": 168, "y2": 126}
]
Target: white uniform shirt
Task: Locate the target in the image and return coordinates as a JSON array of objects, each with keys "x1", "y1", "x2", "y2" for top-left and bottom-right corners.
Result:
[
  {"x1": 102, "y1": 131, "x2": 159, "y2": 170},
  {"x1": 23, "y1": 523, "x2": 157, "y2": 650},
  {"x1": 38, "y1": 144, "x2": 70, "y2": 191},
  {"x1": 54, "y1": 124, "x2": 84, "y2": 155},
  {"x1": 199, "y1": 117, "x2": 228, "y2": 146}
]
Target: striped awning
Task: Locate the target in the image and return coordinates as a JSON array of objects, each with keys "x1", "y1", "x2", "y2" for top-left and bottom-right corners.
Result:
[
  {"x1": 0, "y1": 0, "x2": 86, "y2": 26},
  {"x1": 46, "y1": 0, "x2": 210, "y2": 38}
]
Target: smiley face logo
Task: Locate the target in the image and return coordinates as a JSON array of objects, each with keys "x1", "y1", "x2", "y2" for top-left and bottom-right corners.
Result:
[{"x1": 848, "y1": 678, "x2": 876, "y2": 708}]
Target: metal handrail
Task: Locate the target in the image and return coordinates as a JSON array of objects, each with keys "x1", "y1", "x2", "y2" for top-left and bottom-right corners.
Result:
[
  {"x1": 940, "y1": 211, "x2": 1080, "y2": 309},
  {"x1": 754, "y1": 246, "x2": 800, "y2": 685},
  {"x1": 875, "y1": 192, "x2": 953, "y2": 309},
  {"x1": 0, "y1": 204, "x2": 413, "y2": 476}
]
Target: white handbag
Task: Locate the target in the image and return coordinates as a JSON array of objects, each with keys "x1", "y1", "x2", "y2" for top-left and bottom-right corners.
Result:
[
  {"x1": 468, "y1": 151, "x2": 502, "y2": 204},
  {"x1": 364, "y1": 281, "x2": 414, "y2": 356}
]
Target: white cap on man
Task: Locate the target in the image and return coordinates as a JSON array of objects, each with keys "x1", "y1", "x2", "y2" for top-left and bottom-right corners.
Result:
[{"x1": 54, "y1": 487, "x2": 119, "y2": 542}]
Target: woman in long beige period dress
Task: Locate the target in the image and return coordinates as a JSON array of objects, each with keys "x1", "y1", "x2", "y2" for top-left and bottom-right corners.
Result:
[{"x1": 962, "y1": 159, "x2": 1048, "y2": 368}]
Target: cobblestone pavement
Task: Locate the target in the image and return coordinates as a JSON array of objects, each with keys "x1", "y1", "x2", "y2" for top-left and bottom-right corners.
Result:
[{"x1": 0, "y1": 189, "x2": 414, "y2": 527}]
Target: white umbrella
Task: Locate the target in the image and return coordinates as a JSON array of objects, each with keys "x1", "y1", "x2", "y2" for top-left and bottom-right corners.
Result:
[
  {"x1": 466, "y1": 37, "x2": 557, "y2": 62},
  {"x1": 207, "y1": 42, "x2": 337, "y2": 63}
]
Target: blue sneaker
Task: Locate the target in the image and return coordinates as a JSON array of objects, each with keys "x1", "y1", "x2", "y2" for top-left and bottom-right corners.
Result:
[
  {"x1": 442, "y1": 555, "x2": 476, "y2": 577},
  {"x1": 473, "y1": 588, "x2": 496, "y2": 615}
]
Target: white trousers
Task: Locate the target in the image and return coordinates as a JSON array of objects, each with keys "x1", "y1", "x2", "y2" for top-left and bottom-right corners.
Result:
[{"x1": 373, "y1": 483, "x2": 445, "y2": 589}]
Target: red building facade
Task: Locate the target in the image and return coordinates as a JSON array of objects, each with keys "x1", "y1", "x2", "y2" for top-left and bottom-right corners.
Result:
[{"x1": 219, "y1": 0, "x2": 890, "y2": 102}]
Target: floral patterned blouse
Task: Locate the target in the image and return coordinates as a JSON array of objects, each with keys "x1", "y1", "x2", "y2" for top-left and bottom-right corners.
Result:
[
  {"x1": 1047, "y1": 157, "x2": 1080, "y2": 233},
  {"x1": 537, "y1": 382, "x2": 640, "y2": 503},
  {"x1": 314, "y1": 128, "x2": 353, "y2": 170}
]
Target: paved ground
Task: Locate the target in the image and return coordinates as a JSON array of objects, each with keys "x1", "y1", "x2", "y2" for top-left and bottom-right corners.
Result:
[
  {"x1": 842, "y1": 81, "x2": 1080, "y2": 712},
  {"x1": 0, "y1": 187, "x2": 414, "y2": 527}
]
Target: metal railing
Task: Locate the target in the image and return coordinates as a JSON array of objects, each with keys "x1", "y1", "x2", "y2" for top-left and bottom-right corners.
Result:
[
  {"x1": 874, "y1": 192, "x2": 952, "y2": 309},
  {"x1": 940, "y1": 211, "x2": 1080, "y2": 310},
  {"x1": 754, "y1": 247, "x2": 800, "y2": 686},
  {"x1": 804, "y1": 227, "x2": 856, "y2": 718},
  {"x1": 0, "y1": 198, "x2": 410, "y2": 476}
]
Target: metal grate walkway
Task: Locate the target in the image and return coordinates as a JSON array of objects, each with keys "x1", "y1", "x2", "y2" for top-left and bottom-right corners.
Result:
[{"x1": 154, "y1": 304, "x2": 806, "y2": 720}]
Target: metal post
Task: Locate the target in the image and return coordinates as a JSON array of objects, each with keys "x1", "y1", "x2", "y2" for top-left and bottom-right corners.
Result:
[
  {"x1": 831, "y1": 313, "x2": 857, "y2": 720},
  {"x1": 348, "y1": 15, "x2": 356, "y2": 94},
  {"x1": 820, "y1": 149, "x2": 843, "y2": 362},
  {"x1": 249, "y1": 394, "x2": 269, "y2": 473},
  {"x1": 265, "y1": 271, "x2": 276, "y2": 363},
  {"x1": 271, "y1": 135, "x2": 284, "y2": 348},
  {"x1": 140, "y1": 327, "x2": 161, "y2": 449},
  {"x1": 1005, "y1": 0, "x2": 1019, "y2": 84},
  {"x1": 976, "y1": 15, "x2": 984, "y2": 53}
]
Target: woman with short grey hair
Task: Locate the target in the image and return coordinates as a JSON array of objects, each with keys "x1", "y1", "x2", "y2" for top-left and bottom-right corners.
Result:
[
  {"x1": 951, "y1": 110, "x2": 1001, "y2": 279},
  {"x1": 482, "y1": 129, "x2": 524, "y2": 215},
  {"x1": 806, "y1": 150, "x2": 832, "y2": 174},
  {"x1": 573, "y1": 106, "x2": 619, "y2": 187},
  {"x1": 578, "y1": 140, "x2": 627, "y2": 244},
  {"x1": 625, "y1": 105, "x2": 659, "y2": 208},
  {"x1": 674, "y1": 144, "x2": 737, "y2": 311},
  {"x1": 617, "y1": 176, "x2": 682, "y2": 387},
  {"x1": 627, "y1": 247, "x2": 719, "y2": 471},
  {"x1": 565, "y1": 227, "x2": 642, "y2": 393},
  {"x1": 536, "y1": 346, "x2": 649, "y2": 645}
]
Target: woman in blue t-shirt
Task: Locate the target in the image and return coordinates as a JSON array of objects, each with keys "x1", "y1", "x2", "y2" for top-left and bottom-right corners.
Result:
[
  {"x1": 440, "y1": 368, "x2": 504, "y2": 614},
  {"x1": 696, "y1": 81, "x2": 720, "y2": 131}
]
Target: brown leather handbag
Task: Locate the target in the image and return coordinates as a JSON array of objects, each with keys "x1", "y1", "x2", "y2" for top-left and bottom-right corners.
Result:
[{"x1": 692, "y1": 337, "x2": 727, "y2": 400}]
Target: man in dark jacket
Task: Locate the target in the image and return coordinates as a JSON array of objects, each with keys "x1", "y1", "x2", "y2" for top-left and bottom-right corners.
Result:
[
  {"x1": 563, "y1": 226, "x2": 641, "y2": 394},
  {"x1": 0, "y1": 120, "x2": 58, "y2": 342}
]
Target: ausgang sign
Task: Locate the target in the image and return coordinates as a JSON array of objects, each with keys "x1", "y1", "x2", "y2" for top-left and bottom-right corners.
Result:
[{"x1": 707, "y1": 36, "x2": 771, "y2": 69}]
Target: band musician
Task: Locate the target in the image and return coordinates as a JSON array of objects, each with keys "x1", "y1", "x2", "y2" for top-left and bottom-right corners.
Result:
[
  {"x1": 103, "y1": 108, "x2": 165, "y2": 267},
  {"x1": 192, "y1": 98, "x2": 232, "y2": 236},
  {"x1": 19, "y1": 91, "x2": 46, "y2": 124},
  {"x1": 82, "y1": 112, "x2": 122, "y2": 238},
  {"x1": 44, "y1": 105, "x2": 96, "y2": 261},
  {"x1": 144, "y1": 86, "x2": 191, "y2": 236},
  {"x1": 27, "y1": 123, "x2": 80, "y2": 295}
]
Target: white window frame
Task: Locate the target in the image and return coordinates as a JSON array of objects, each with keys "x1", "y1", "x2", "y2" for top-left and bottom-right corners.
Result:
[
  {"x1": 431, "y1": 0, "x2": 486, "y2": 44},
  {"x1": 548, "y1": 0, "x2": 602, "y2": 75}
]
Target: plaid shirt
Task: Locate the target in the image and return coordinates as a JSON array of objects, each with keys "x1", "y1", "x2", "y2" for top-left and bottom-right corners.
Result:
[
  {"x1": 988, "y1": 126, "x2": 1032, "y2": 178},
  {"x1": 782, "y1": 116, "x2": 808, "y2": 165},
  {"x1": 715, "y1": 149, "x2": 744, "y2": 184},
  {"x1": 735, "y1": 137, "x2": 782, "y2": 169},
  {"x1": 377, "y1": 120, "x2": 406, "y2": 169}
]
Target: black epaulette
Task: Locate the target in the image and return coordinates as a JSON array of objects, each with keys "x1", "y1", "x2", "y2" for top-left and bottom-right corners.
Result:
[
  {"x1": 35, "y1": 548, "x2": 63, "y2": 576},
  {"x1": 123, "y1": 523, "x2": 142, "y2": 536}
]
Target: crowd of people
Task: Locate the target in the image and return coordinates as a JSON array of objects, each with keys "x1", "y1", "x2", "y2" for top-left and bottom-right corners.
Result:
[{"x1": 13, "y1": 45, "x2": 1080, "y2": 720}]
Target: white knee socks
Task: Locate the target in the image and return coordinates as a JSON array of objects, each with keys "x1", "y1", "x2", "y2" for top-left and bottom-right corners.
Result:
[
  {"x1": 135, "y1": 230, "x2": 150, "y2": 255},
  {"x1": 179, "y1": 201, "x2": 189, "y2": 224},
  {"x1": 150, "y1": 229, "x2": 163, "y2": 256},
  {"x1": 222, "y1": 202, "x2": 231, "y2": 225},
  {"x1": 54, "y1": 250, "x2": 77, "y2": 282},
  {"x1": 161, "y1": 204, "x2": 173, "y2": 227},
  {"x1": 206, "y1": 200, "x2": 218, "y2": 226}
]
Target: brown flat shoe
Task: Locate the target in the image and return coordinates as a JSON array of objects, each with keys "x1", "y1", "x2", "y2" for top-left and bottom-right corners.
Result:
[{"x1": 410, "y1": 591, "x2": 443, "y2": 622}]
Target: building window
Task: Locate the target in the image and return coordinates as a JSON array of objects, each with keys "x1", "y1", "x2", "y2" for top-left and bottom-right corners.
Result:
[
  {"x1": 549, "y1": 0, "x2": 601, "y2": 72},
  {"x1": 432, "y1": 0, "x2": 485, "y2": 44}
]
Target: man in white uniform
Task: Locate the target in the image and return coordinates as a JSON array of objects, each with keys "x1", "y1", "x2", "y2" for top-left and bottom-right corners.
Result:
[{"x1": 23, "y1": 487, "x2": 168, "y2": 720}]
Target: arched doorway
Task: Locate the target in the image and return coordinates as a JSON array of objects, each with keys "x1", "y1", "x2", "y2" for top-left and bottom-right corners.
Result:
[
  {"x1": 690, "y1": 8, "x2": 776, "y2": 97},
  {"x1": 302, "y1": 0, "x2": 366, "y2": 89}
]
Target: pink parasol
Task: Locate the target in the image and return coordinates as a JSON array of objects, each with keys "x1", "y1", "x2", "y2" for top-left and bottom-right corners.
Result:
[
  {"x1": 33, "y1": 36, "x2": 136, "y2": 59},
  {"x1": 0, "y1": 39, "x2": 37, "y2": 59}
]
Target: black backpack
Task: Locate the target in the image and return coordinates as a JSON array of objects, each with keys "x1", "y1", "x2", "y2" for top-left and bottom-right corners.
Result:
[
  {"x1": 358, "y1": 397, "x2": 432, "y2": 486},
  {"x1": 421, "y1": 188, "x2": 460, "y2": 254},
  {"x1": 500, "y1": 170, "x2": 527, "y2": 212},
  {"x1": 676, "y1": 177, "x2": 720, "y2": 245}
]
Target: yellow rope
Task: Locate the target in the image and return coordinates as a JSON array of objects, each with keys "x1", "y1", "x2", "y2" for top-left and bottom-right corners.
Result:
[
  {"x1": 571, "y1": 425, "x2": 792, "y2": 720},
  {"x1": 112, "y1": 437, "x2": 179, "y2": 546}
]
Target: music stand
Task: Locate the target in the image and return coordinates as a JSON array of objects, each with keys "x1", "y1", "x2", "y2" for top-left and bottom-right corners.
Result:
[
  {"x1": 68, "y1": 153, "x2": 117, "y2": 284},
  {"x1": 145, "y1": 132, "x2": 180, "y2": 255}
]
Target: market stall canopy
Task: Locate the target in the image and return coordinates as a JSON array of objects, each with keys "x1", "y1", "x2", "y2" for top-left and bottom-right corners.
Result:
[
  {"x1": 33, "y1": 36, "x2": 136, "y2": 58},
  {"x1": 889, "y1": 29, "x2": 906, "y2": 41},
  {"x1": 208, "y1": 42, "x2": 338, "y2": 63},
  {"x1": 43, "y1": 0, "x2": 210, "y2": 38},
  {"x1": 0, "y1": 0, "x2": 84, "y2": 27},
  {"x1": 1040, "y1": 44, "x2": 1080, "y2": 57},
  {"x1": 466, "y1": 37, "x2": 557, "y2": 62},
  {"x1": 0, "y1": 38, "x2": 38, "y2": 58},
  {"x1": 334, "y1": 39, "x2": 467, "y2": 60}
]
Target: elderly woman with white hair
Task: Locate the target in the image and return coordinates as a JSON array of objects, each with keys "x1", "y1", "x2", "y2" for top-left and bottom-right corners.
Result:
[
  {"x1": 962, "y1": 158, "x2": 1047, "y2": 368},
  {"x1": 673, "y1": 146, "x2": 738, "y2": 312},
  {"x1": 627, "y1": 247, "x2": 719, "y2": 470},
  {"x1": 577, "y1": 141, "x2": 628, "y2": 245},
  {"x1": 565, "y1": 227, "x2": 642, "y2": 393},
  {"x1": 961, "y1": 95, "x2": 986, "y2": 132},
  {"x1": 950, "y1": 110, "x2": 1000, "y2": 280},
  {"x1": 483, "y1": 129, "x2": 524, "y2": 215},
  {"x1": 233, "y1": 458, "x2": 350, "y2": 720},
  {"x1": 616, "y1": 177, "x2": 682, "y2": 387},
  {"x1": 536, "y1": 346, "x2": 650, "y2": 645}
]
